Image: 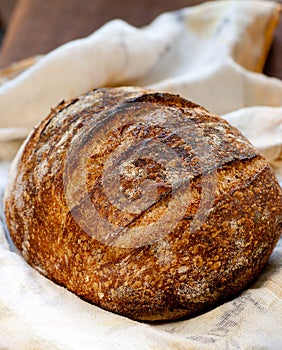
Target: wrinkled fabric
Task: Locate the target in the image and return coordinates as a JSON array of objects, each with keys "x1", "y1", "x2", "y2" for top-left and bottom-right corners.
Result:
[{"x1": 0, "y1": 1, "x2": 282, "y2": 349}]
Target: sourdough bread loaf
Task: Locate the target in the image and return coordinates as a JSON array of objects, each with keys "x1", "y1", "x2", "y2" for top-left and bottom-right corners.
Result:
[{"x1": 4, "y1": 87, "x2": 282, "y2": 321}]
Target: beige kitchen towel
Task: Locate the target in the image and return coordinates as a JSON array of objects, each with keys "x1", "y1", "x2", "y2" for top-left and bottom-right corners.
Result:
[
  {"x1": 0, "y1": 1, "x2": 281, "y2": 138},
  {"x1": 0, "y1": 1, "x2": 282, "y2": 349}
]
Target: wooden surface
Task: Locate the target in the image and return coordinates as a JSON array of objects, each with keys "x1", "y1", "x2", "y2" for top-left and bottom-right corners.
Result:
[
  {"x1": 264, "y1": 1, "x2": 282, "y2": 80},
  {"x1": 0, "y1": 0, "x2": 17, "y2": 26},
  {"x1": 0, "y1": 0, "x2": 281, "y2": 79}
]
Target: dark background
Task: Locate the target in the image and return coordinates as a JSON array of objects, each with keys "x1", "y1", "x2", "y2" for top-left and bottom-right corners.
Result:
[{"x1": 0, "y1": 0, "x2": 281, "y2": 79}]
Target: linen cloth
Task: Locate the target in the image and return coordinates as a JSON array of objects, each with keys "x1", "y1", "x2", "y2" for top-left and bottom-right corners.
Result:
[{"x1": 0, "y1": 1, "x2": 282, "y2": 349}]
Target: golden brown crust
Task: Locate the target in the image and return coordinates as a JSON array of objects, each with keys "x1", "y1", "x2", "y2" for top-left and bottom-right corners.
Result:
[{"x1": 4, "y1": 87, "x2": 282, "y2": 321}]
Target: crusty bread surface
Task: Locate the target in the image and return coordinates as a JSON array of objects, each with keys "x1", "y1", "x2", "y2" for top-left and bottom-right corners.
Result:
[{"x1": 4, "y1": 87, "x2": 282, "y2": 321}]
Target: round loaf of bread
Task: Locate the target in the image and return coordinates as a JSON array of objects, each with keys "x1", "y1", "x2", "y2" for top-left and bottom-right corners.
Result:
[{"x1": 4, "y1": 87, "x2": 282, "y2": 321}]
